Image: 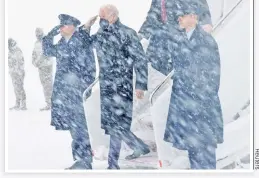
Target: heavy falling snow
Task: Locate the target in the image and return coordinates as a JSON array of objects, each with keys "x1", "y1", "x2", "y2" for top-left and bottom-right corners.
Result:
[{"x1": 7, "y1": 0, "x2": 251, "y2": 170}]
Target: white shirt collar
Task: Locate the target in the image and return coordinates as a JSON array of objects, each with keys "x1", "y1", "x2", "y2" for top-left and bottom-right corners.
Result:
[{"x1": 186, "y1": 27, "x2": 196, "y2": 40}]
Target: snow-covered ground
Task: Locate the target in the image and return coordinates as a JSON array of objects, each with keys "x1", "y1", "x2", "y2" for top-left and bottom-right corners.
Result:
[{"x1": 7, "y1": 0, "x2": 251, "y2": 171}]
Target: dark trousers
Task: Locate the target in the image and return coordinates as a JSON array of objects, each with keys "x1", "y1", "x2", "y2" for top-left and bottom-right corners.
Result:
[
  {"x1": 69, "y1": 124, "x2": 92, "y2": 163},
  {"x1": 108, "y1": 130, "x2": 148, "y2": 166},
  {"x1": 188, "y1": 145, "x2": 216, "y2": 169}
]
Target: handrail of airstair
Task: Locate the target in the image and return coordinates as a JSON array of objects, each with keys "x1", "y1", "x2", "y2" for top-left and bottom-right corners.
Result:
[
  {"x1": 149, "y1": 0, "x2": 244, "y2": 106},
  {"x1": 83, "y1": 77, "x2": 99, "y2": 101}
]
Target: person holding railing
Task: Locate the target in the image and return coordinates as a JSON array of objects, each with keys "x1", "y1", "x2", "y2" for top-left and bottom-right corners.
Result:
[
  {"x1": 138, "y1": 0, "x2": 213, "y2": 78},
  {"x1": 163, "y1": 1, "x2": 224, "y2": 169}
]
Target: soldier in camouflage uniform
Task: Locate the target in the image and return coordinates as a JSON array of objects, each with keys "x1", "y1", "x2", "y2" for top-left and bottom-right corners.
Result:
[
  {"x1": 32, "y1": 28, "x2": 53, "y2": 111},
  {"x1": 8, "y1": 38, "x2": 27, "y2": 110}
]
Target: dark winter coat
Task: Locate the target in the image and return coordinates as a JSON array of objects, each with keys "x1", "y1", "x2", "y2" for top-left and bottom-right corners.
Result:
[
  {"x1": 92, "y1": 19, "x2": 148, "y2": 136},
  {"x1": 42, "y1": 27, "x2": 96, "y2": 130},
  {"x1": 163, "y1": 26, "x2": 223, "y2": 150},
  {"x1": 139, "y1": 0, "x2": 212, "y2": 75}
]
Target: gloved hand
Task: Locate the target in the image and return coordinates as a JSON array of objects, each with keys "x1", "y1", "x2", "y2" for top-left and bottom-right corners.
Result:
[{"x1": 48, "y1": 25, "x2": 62, "y2": 37}]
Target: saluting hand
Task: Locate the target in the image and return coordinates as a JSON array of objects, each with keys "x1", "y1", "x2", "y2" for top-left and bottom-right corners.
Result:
[
  {"x1": 84, "y1": 15, "x2": 98, "y2": 30},
  {"x1": 48, "y1": 25, "x2": 62, "y2": 37}
]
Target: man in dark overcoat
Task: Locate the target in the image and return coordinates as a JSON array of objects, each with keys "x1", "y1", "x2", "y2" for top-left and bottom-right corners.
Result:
[
  {"x1": 139, "y1": 0, "x2": 213, "y2": 74},
  {"x1": 87, "y1": 4, "x2": 150, "y2": 169},
  {"x1": 42, "y1": 14, "x2": 96, "y2": 169},
  {"x1": 163, "y1": 1, "x2": 224, "y2": 169}
]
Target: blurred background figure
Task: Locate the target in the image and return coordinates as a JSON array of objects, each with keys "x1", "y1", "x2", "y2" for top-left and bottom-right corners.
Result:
[
  {"x1": 32, "y1": 28, "x2": 53, "y2": 111},
  {"x1": 8, "y1": 38, "x2": 27, "y2": 110}
]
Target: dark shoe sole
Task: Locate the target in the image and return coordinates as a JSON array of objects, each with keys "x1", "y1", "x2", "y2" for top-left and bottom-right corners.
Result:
[
  {"x1": 65, "y1": 166, "x2": 92, "y2": 170},
  {"x1": 125, "y1": 148, "x2": 151, "y2": 160},
  {"x1": 65, "y1": 161, "x2": 92, "y2": 170},
  {"x1": 142, "y1": 148, "x2": 151, "y2": 155},
  {"x1": 107, "y1": 166, "x2": 120, "y2": 170}
]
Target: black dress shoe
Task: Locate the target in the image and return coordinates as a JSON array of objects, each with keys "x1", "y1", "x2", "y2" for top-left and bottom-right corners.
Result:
[
  {"x1": 107, "y1": 164, "x2": 120, "y2": 170},
  {"x1": 65, "y1": 160, "x2": 92, "y2": 170},
  {"x1": 125, "y1": 147, "x2": 150, "y2": 160}
]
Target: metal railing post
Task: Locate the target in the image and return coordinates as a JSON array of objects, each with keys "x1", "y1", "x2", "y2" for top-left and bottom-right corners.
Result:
[{"x1": 220, "y1": 0, "x2": 226, "y2": 18}]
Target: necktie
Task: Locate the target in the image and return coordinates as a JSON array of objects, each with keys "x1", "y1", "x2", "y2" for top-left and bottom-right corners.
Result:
[{"x1": 161, "y1": 0, "x2": 167, "y2": 23}]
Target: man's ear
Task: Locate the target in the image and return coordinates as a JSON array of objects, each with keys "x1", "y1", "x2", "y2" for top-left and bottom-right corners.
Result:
[
  {"x1": 111, "y1": 14, "x2": 117, "y2": 24},
  {"x1": 178, "y1": 16, "x2": 182, "y2": 23}
]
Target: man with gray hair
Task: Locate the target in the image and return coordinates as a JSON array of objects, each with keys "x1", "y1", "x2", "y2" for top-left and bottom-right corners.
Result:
[
  {"x1": 32, "y1": 28, "x2": 53, "y2": 111},
  {"x1": 85, "y1": 4, "x2": 150, "y2": 169}
]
